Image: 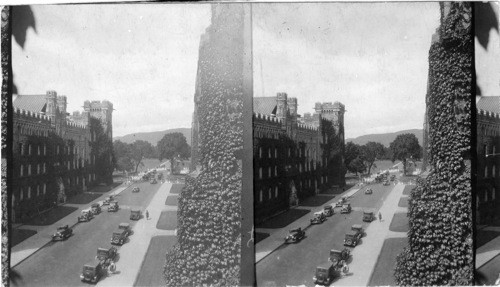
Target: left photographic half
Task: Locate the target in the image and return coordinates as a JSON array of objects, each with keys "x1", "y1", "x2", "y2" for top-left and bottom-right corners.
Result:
[{"x1": 2, "y1": 4, "x2": 253, "y2": 287}]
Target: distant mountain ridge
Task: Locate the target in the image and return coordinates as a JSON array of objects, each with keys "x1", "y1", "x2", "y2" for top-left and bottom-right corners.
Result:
[
  {"x1": 113, "y1": 128, "x2": 191, "y2": 146},
  {"x1": 346, "y1": 129, "x2": 423, "y2": 147}
]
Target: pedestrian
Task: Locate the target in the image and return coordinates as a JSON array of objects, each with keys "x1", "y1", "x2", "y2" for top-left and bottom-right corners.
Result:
[
  {"x1": 378, "y1": 212, "x2": 382, "y2": 222},
  {"x1": 109, "y1": 261, "x2": 116, "y2": 274},
  {"x1": 145, "y1": 210, "x2": 149, "y2": 220}
]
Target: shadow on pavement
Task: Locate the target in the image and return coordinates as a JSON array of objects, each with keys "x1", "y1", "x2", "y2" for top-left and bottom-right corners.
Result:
[
  {"x1": 300, "y1": 195, "x2": 335, "y2": 207},
  {"x1": 165, "y1": 195, "x2": 178, "y2": 206},
  {"x1": 398, "y1": 197, "x2": 409, "y2": 208},
  {"x1": 11, "y1": 229, "x2": 37, "y2": 247},
  {"x1": 135, "y1": 235, "x2": 177, "y2": 287},
  {"x1": 66, "y1": 192, "x2": 103, "y2": 204},
  {"x1": 389, "y1": 213, "x2": 409, "y2": 233},
  {"x1": 23, "y1": 206, "x2": 78, "y2": 226},
  {"x1": 255, "y1": 232, "x2": 270, "y2": 244},
  {"x1": 169, "y1": 184, "x2": 185, "y2": 194},
  {"x1": 156, "y1": 210, "x2": 178, "y2": 230},
  {"x1": 368, "y1": 237, "x2": 407, "y2": 286},
  {"x1": 476, "y1": 230, "x2": 500, "y2": 248},
  {"x1": 256, "y1": 209, "x2": 310, "y2": 229}
]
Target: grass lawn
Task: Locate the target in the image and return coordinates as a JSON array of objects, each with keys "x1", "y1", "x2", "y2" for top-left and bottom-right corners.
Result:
[
  {"x1": 169, "y1": 184, "x2": 184, "y2": 194},
  {"x1": 156, "y1": 210, "x2": 178, "y2": 230},
  {"x1": 11, "y1": 229, "x2": 37, "y2": 247},
  {"x1": 165, "y1": 195, "x2": 178, "y2": 206},
  {"x1": 299, "y1": 195, "x2": 334, "y2": 207},
  {"x1": 398, "y1": 197, "x2": 409, "y2": 208},
  {"x1": 321, "y1": 184, "x2": 355, "y2": 195},
  {"x1": 90, "y1": 182, "x2": 122, "y2": 193},
  {"x1": 24, "y1": 206, "x2": 78, "y2": 226},
  {"x1": 66, "y1": 192, "x2": 103, "y2": 204},
  {"x1": 136, "y1": 158, "x2": 162, "y2": 173},
  {"x1": 134, "y1": 235, "x2": 177, "y2": 287},
  {"x1": 402, "y1": 185, "x2": 415, "y2": 196},
  {"x1": 371, "y1": 160, "x2": 400, "y2": 173},
  {"x1": 476, "y1": 230, "x2": 500, "y2": 248},
  {"x1": 368, "y1": 237, "x2": 407, "y2": 286},
  {"x1": 255, "y1": 232, "x2": 270, "y2": 244},
  {"x1": 256, "y1": 209, "x2": 310, "y2": 229},
  {"x1": 389, "y1": 212, "x2": 409, "y2": 233}
]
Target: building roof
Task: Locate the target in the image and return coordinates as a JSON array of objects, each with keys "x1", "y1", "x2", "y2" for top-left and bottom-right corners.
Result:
[
  {"x1": 477, "y1": 96, "x2": 500, "y2": 115},
  {"x1": 13, "y1": 95, "x2": 47, "y2": 113},
  {"x1": 253, "y1": 97, "x2": 277, "y2": 115}
]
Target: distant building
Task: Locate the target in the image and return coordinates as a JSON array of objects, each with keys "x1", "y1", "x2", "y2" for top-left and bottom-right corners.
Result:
[
  {"x1": 253, "y1": 93, "x2": 345, "y2": 223},
  {"x1": 476, "y1": 96, "x2": 500, "y2": 225},
  {"x1": 11, "y1": 91, "x2": 113, "y2": 223}
]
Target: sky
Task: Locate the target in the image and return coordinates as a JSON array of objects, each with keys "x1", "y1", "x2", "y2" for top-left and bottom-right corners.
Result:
[
  {"x1": 12, "y1": 4, "x2": 211, "y2": 137},
  {"x1": 253, "y1": 2, "x2": 440, "y2": 139}
]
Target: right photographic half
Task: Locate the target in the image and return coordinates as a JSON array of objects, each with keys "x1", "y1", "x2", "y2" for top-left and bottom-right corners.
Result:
[{"x1": 252, "y1": 2, "x2": 498, "y2": 286}]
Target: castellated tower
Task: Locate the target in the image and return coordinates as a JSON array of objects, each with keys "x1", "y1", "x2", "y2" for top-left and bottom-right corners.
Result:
[
  {"x1": 84, "y1": 100, "x2": 114, "y2": 139},
  {"x1": 57, "y1": 95, "x2": 67, "y2": 115},
  {"x1": 276, "y1": 92, "x2": 288, "y2": 121},
  {"x1": 45, "y1": 90, "x2": 58, "y2": 123}
]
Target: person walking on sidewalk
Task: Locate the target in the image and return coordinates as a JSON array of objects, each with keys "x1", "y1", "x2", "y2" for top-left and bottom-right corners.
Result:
[
  {"x1": 378, "y1": 212, "x2": 382, "y2": 222},
  {"x1": 145, "y1": 210, "x2": 149, "y2": 220}
]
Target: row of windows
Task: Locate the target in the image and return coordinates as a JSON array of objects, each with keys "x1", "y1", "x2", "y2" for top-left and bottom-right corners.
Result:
[
  {"x1": 484, "y1": 165, "x2": 498, "y2": 178},
  {"x1": 257, "y1": 146, "x2": 317, "y2": 159},
  {"x1": 479, "y1": 187, "x2": 497, "y2": 203},
  {"x1": 17, "y1": 125, "x2": 50, "y2": 137},
  {"x1": 258, "y1": 186, "x2": 279, "y2": 203},
  {"x1": 257, "y1": 162, "x2": 319, "y2": 179},
  {"x1": 18, "y1": 156, "x2": 92, "y2": 177},
  {"x1": 257, "y1": 177, "x2": 329, "y2": 204},
  {"x1": 15, "y1": 183, "x2": 47, "y2": 202},
  {"x1": 483, "y1": 144, "x2": 498, "y2": 157},
  {"x1": 19, "y1": 143, "x2": 86, "y2": 158}
]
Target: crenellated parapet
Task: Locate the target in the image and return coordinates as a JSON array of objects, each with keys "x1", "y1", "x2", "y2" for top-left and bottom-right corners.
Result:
[
  {"x1": 253, "y1": 112, "x2": 282, "y2": 124},
  {"x1": 14, "y1": 108, "x2": 51, "y2": 123},
  {"x1": 478, "y1": 108, "x2": 500, "y2": 119},
  {"x1": 297, "y1": 122, "x2": 318, "y2": 132}
]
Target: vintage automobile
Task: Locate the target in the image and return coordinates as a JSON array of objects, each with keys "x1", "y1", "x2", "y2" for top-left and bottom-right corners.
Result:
[
  {"x1": 52, "y1": 225, "x2": 73, "y2": 241},
  {"x1": 313, "y1": 264, "x2": 336, "y2": 286},
  {"x1": 390, "y1": 175, "x2": 396, "y2": 181},
  {"x1": 335, "y1": 196, "x2": 348, "y2": 207},
  {"x1": 340, "y1": 203, "x2": 352, "y2": 214},
  {"x1": 130, "y1": 209, "x2": 142, "y2": 220},
  {"x1": 383, "y1": 180, "x2": 390, "y2": 186},
  {"x1": 365, "y1": 188, "x2": 373, "y2": 194},
  {"x1": 107, "y1": 201, "x2": 119, "y2": 212},
  {"x1": 363, "y1": 210, "x2": 376, "y2": 222},
  {"x1": 132, "y1": 187, "x2": 140, "y2": 193},
  {"x1": 78, "y1": 209, "x2": 94, "y2": 222},
  {"x1": 351, "y1": 224, "x2": 364, "y2": 237},
  {"x1": 111, "y1": 229, "x2": 129, "y2": 245},
  {"x1": 311, "y1": 211, "x2": 326, "y2": 224},
  {"x1": 150, "y1": 178, "x2": 157, "y2": 184},
  {"x1": 157, "y1": 173, "x2": 163, "y2": 181},
  {"x1": 344, "y1": 231, "x2": 362, "y2": 247},
  {"x1": 96, "y1": 246, "x2": 118, "y2": 265},
  {"x1": 80, "y1": 260, "x2": 105, "y2": 283},
  {"x1": 102, "y1": 196, "x2": 114, "y2": 205},
  {"x1": 91, "y1": 203, "x2": 101, "y2": 215},
  {"x1": 118, "y1": 222, "x2": 132, "y2": 236},
  {"x1": 323, "y1": 205, "x2": 334, "y2": 217},
  {"x1": 284, "y1": 227, "x2": 305, "y2": 244},
  {"x1": 329, "y1": 248, "x2": 351, "y2": 264}
]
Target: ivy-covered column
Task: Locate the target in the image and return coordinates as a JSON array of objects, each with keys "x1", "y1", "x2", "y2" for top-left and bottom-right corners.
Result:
[{"x1": 395, "y1": 2, "x2": 473, "y2": 286}]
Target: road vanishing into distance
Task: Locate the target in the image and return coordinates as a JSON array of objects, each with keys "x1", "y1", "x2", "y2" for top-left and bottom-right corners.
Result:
[
  {"x1": 257, "y1": 182, "x2": 396, "y2": 287},
  {"x1": 11, "y1": 181, "x2": 162, "y2": 287}
]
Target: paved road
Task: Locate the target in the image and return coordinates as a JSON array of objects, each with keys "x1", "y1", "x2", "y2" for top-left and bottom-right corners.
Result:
[
  {"x1": 257, "y1": 183, "x2": 394, "y2": 287},
  {"x1": 11, "y1": 181, "x2": 162, "y2": 287}
]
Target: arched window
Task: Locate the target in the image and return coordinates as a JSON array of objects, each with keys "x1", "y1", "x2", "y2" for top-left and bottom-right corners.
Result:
[
  {"x1": 20, "y1": 188, "x2": 23, "y2": 201},
  {"x1": 268, "y1": 148, "x2": 271, "y2": 158},
  {"x1": 259, "y1": 168, "x2": 262, "y2": 179},
  {"x1": 275, "y1": 186, "x2": 278, "y2": 198},
  {"x1": 275, "y1": 148, "x2": 278, "y2": 158},
  {"x1": 27, "y1": 187, "x2": 31, "y2": 199},
  {"x1": 28, "y1": 144, "x2": 32, "y2": 155},
  {"x1": 28, "y1": 165, "x2": 31, "y2": 175},
  {"x1": 493, "y1": 165, "x2": 496, "y2": 177},
  {"x1": 20, "y1": 165, "x2": 24, "y2": 176},
  {"x1": 268, "y1": 188, "x2": 272, "y2": 200},
  {"x1": 485, "y1": 189, "x2": 489, "y2": 202},
  {"x1": 485, "y1": 166, "x2": 488, "y2": 178},
  {"x1": 268, "y1": 167, "x2": 272, "y2": 177},
  {"x1": 36, "y1": 185, "x2": 40, "y2": 196},
  {"x1": 43, "y1": 183, "x2": 46, "y2": 195},
  {"x1": 259, "y1": 190, "x2": 263, "y2": 202},
  {"x1": 275, "y1": 166, "x2": 278, "y2": 176}
]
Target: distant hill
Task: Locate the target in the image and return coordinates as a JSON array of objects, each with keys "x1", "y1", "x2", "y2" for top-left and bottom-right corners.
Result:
[
  {"x1": 346, "y1": 129, "x2": 423, "y2": 147},
  {"x1": 113, "y1": 128, "x2": 192, "y2": 146}
]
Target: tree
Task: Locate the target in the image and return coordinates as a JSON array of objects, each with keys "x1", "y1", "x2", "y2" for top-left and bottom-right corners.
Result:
[
  {"x1": 89, "y1": 118, "x2": 114, "y2": 184},
  {"x1": 157, "y1": 132, "x2": 190, "y2": 174},
  {"x1": 129, "y1": 140, "x2": 155, "y2": 173},
  {"x1": 344, "y1": 142, "x2": 361, "y2": 170},
  {"x1": 347, "y1": 157, "x2": 366, "y2": 176},
  {"x1": 389, "y1": 133, "x2": 421, "y2": 175},
  {"x1": 360, "y1": 142, "x2": 385, "y2": 175}
]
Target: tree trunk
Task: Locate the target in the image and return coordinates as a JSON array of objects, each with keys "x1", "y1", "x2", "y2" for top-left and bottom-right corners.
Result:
[{"x1": 402, "y1": 159, "x2": 407, "y2": 176}]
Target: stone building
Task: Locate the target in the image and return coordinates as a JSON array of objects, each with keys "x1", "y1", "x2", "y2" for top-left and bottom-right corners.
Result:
[
  {"x1": 476, "y1": 96, "x2": 500, "y2": 225},
  {"x1": 11, "y1": 91, "x2": 113, "y2": 223},
  {"x1": 253, "y1": 93, "x2": 345, "y2": 223}
]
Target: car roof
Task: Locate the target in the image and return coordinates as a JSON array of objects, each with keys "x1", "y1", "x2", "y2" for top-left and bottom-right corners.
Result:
[
  {"x1": 352, "y1": 224, "x2": 362, "y2": 229},
  {"x1": 314, "y1": 211, "x2": 323, "y2": 215},
  {"x1": 119, "y1": 222, "x2": 130, "y2": 227},
  {"x1": 346, "y1": 231, "x2": 357, "y2": 236},
  {"x1": 113, "y1": 229, "x2": 125, "y2": 234}
]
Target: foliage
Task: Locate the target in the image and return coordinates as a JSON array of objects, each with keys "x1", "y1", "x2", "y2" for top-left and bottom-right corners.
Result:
[
  {"x1": 164, "y1": 6, "x2": 243, "y2": 286},
  {"x1": 157, "y1": 132, "x2": 190, "y2": 173},
  {"x1": 347, "y1": 157, "x2": 366, "y2": 176},
  {"x1": 89, "y1": 118, "x2": 114, "y2": 184},
  {"x1": 113, "y1": 140, "x2": 134, "y2": 172},
  {"x1": 345, "y1": 142, "x2": 361, "y2": 168},
  {"x1": 128, "y1": 140, "x2": 155, "y2": 173},
  {"x1": 394, "y1": 3, "x2": 473, "y2": 286},
  {"x1": 360, "y1": 141, "x2": 385, "y2": 175},
  {"x1": 389, "y1": 133, "x2": 421, "y2": 175}
]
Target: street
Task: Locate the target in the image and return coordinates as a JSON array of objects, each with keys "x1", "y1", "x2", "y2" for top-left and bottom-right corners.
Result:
[
  {"x1": 257, "y1": 182, "x2": 395, "y2": 286},
  {"x1": 11, "y1": 180, "x2": 163, "y2": 287}
]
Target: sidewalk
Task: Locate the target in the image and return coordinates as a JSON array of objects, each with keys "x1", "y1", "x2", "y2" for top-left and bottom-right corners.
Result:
[
  {"x1": 476, "y1": 233, "x2": 500, "y2": 268},
  {"x1": 255, "y1": 187, "x2": 361, "y2": 263},
  {"x1": 335, "y1": 182, "x2": 406, "y2": 286},
  {"x1": 98, "y1": 181, "x2": 176, "y2": 287},
  {"x1": 10, "y1": 183, "x2": 130, "y2": 268}
]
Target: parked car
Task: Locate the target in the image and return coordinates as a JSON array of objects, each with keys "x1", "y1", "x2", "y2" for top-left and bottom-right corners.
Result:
[
  {"x1": 96, "y1": 246, "x2": 117, "y2": 266},
  {"x1": 335, "y1": 196, "x2": 347, "y2": 207},
  {"x1": 383, "y1": 180, "x2": 390, "y2": 186},
  {"x1": 78, "y1": 209, "x2": 94, "y2": 222},
  {"x1": 363, "y1": 210, "x2": 376, "y2": 222},
  {"x1": 107, "y1": 201, "x2": 119, "y2": 212},
  {"x1": 365, "y1": 188, "x2": 373, "y2": 194},
  {"x1": 110, "y1": 229, "x2": 129, "y2": 245},
  {"x1": 52, "y1": 225, "x2": 73, "y2": 241},
  {"x1": 340, "y1": 203, "x2": 352, "y2": 214},
  {"x1": 313, "y1": 264, "x2": 336, "y2": 286},
  {"x1": 390, "y1": 175, "x2": 396, "y2": 181},
  {"x1": 284, "y1": 228, "x2": 305, "y2": 244},
  {"x1": 344, "y1": 231, "x2": 362, "y2": 247},
  {"x1": 90, "y1": 203, "x2": 101, "y2": 215},
  {"x1": 132, "y1": 187, "x2": 140, "y2": 193},
  {"x1": 329, "y1": 248, "x2": 351, "y2": 263},
  {"x1": 102, "y1": 196, "x2": 114, "y2": 205},
  {"x1": 118, "y1": 222, "x2": 132, "y2": 236},
  {"x1": 80, "y1": 260, "x2": 105, "y2": 283},
  {"x1": 130, "y1": 209, "x2": 142, "y2": 220},
  {"x1": 323, "y1": 205, "x2": 334, "y2": 217},
  {"x1": 311, "y1": 211, "x2": 326, "y2": 224},
  {"x1": 150, "y1": 178, "x2": 157, "y2": 184}
]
